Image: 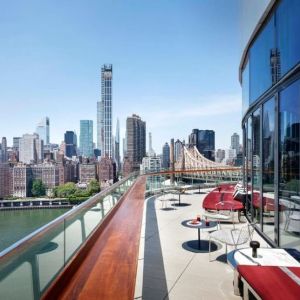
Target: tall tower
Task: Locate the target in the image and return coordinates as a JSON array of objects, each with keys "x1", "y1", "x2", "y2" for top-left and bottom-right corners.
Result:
[
  {"x1": 97, "y1": 64, "x2": 113, "y2": 158},
  {"x1": 36, "y1": 117, "x2": 50, "y2": 145},
  {"x1": 231, "y1": 132, "x2": 240, "y2": 154},
  {"x1": 115, "y1": 118, "x2": 120, "y2": 170},
  {"x1": 148, "y1": 132, "x2": 155, "y2": 157}
]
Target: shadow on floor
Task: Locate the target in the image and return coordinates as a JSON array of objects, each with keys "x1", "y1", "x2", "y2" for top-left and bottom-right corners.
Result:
[
  {"x1": 182, "y1": 240, "x2": 220, "y2": 254},
  {"x1": 143, "y1": 196, "x2": 169, "y2": 300}
]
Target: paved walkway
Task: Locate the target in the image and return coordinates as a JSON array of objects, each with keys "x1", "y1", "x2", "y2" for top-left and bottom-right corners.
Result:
[{"x1": 134, "y1": 188, "x2": 269, "y2": 300}]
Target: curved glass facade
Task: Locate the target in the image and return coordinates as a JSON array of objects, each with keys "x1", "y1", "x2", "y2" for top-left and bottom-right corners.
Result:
[{"x1": 241, "y1": 0, "x2": 300, "y2": 250}]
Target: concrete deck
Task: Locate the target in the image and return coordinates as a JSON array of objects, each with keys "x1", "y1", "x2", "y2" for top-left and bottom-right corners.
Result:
[{"x1": 134, "y1": 188, "x2": 269, "y2": 300}]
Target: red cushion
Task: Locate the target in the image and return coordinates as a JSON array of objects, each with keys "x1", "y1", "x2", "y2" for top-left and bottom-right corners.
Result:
[{"x1": 237, "y1": 265, "x2": 300, "y2": 300}]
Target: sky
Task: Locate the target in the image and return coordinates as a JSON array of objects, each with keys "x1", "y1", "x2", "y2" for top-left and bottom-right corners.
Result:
[{"x1": 0, "y1": 0, "x2": 242, "y2": 154}]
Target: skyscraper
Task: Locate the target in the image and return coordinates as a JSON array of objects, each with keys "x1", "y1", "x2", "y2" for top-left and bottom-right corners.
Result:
[
  {"x1": 97, "y1": 64, "x2": 113, "y2": 158},
  {"x1": 115, "y1": 118, "x2": 120, "y2": 170},
  {"x1": 148, "y1": 132, "x2": 155, "y2": 157},
  {"x1": 198, "y1": 130, "x2": 215, "y2": 161},
  {"x1": 80, "y1": 120, "x2": 93, "y2": 157},
  {"x1": 126, "y1": 114, "x2": 146, "y2": 171},
  {"x1": 19, "y1": 133, "x2": 43, "y2": 164},
  {"x1": 231, "y1": 132, "x2": 240, "y2": 154},
  {"x1": 36, "y1": 117, "x2": 50, "y2": 145},
  {"x1": 162, "y1": 142, "x2": 170, "y2": 169},
  {"x1": 1, "y1": 137, "x2": 7, "y2": 163},
  {"x1": 64, "y1": 131, "x2": 77, "y2": 158},
  {"x1": 188, "y1": 129, "x2": 215, "y2": 161},
  {"x1": 174, "y1": 139, "x2": 183, "y2": 162}
]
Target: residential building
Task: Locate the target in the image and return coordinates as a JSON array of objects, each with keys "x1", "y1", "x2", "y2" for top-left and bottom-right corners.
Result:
[
  {"x1": 19, "y1": 133, "x2": 43, "y2": 164},
  {"x1": 97, "y1": 64, "x2": 113, "y2": 158},
  {"x1": 79, "y1": 163, "x2": 97, "y2": 184},
  {"x1": 231, "y1": 132, "x2": 240, "y2": 154},
  {"x1": 13, "y1": 164, "x2": 32, "y2": 198},
  {"x1": 64, "y1": 131, "x2": 77, "y2": 158},
  {"x1": 126, "y1": 114, "x2": 146, "y2": 171},
  {"x1": 174, "y1": 139, "x2": 183, "y2": 162},
  {"x1": 80, "y1": 120, "x2": 93, "y2": 157},
  {"x1": 98, "y1": 156, "x2": 114, "y2": 186},
  {"x1": 122, "y1": 156, "x2": 133, "y2": 177},
  {"x1": 148, "y1": 132, "x2": 155, "y2": 157},
  {"x1": 114, "y1": 118, "x2": 120, "y2": 171},
  {"x1": 162, "y1": 142, "x2": 170, "y2": 169},
  {"x1": 140, "y1": 156, "x2": 161, "y2": 174},
  {"x1": 0, "y1": 163, "x2": 13, "y2": 198},
  {"x1": 13, "y1": 137, "x2": 21, "y2": 150},
  {"x1": 215, "y1": 149, "x2": 225, "y2": 163},
  {"x1": 241, "y1": 0, "x2": 300, "y2": 250},
  {"x1": 35, "y1": 117, "x2": 50, "y2": 145}
]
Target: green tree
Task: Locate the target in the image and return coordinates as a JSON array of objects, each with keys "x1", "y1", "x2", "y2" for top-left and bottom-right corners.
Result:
[
  {"x1": 54, "y1": 182, "x2": 77, "y2": 198},
  {"x1": 87, "y1": 179, "x2": 100, "y2": 195},
  {"x1": 31, "y1": 179, "x2": 46, "y2": 197}
]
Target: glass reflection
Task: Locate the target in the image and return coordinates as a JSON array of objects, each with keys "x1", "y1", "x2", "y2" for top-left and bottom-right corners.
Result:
[
  {"x1": 246, "y1": 119, "x2": 252, "y2": 219},
  {"x1": 279, "y1": 79, "x2": 300, "y2": 250},
  {"x1": 262, "y1": 98, "x2": 275, "y2": 241},
  {"x1": 276, "y1": 0, "x2": 300, "y2": 77},
  {"x1": 250, "y1": 16, "x2": 275, "y2": 103},
  {"x1": 242, "y1": 61, "x2": 249, "y2": 114},
  {"x1": 252, "y1": 109, "x2": 261, "y2": 226}
]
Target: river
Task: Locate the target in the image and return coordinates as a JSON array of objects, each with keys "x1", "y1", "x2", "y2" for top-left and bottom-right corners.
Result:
[{"x1": 0, "y1": 208, "x2": 70, "y2": 252}]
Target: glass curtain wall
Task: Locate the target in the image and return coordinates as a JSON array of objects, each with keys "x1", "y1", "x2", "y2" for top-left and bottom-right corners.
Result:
[
  {"x1": 246, "y1": 119, "x2": 253, "y2": 219},
  {"x1": 252, "y1": 109, "x2": 261, "y2": 226},
  {"x1": 262, "y1": 98, "x2": 275, "y2": 241},
  {"x1": 279, "y1": 79, "x2": 300, "y2": 250}
]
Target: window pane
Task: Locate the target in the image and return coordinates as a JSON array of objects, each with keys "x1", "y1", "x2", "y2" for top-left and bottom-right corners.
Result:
[
  {"x1": 250, "y1": 16, "x2": 275, "y2": 103},
  {"x1": 246, "y1": 118, "x2": 253, "y2": 219},
  {"x1": 276, "y1": 0, "x2": 300, "y2": 77},
  {"x1": 252, "y1": 109, "x2": 261, "y2": 226},
  {"x1": 242, "y1": 61, "x2": 250, "y2": 114},
  {"x1": 279, "y1": 79, "x2": 300, "y2": 250},
  {"x1": 262, "y1": 98, "x2": 275, "y2": 241}
]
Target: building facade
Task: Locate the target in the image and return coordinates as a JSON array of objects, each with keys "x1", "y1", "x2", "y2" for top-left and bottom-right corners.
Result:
[
  {"x1": 241, "y1": 0, "x2": 300, "y2": 250},
  {"x1": 79, "y1": 163, "x2": 97, "y2": 184},
  {"x1": 97, "y1": 64, "x2": 113, "y2": 158},
  {"x1": 0, "y1": 163, "x2": 13, "y2": 198},
  {"x1": 126, "y1": 114, "x2": 146, "y2": 171},
  {"x1": 19, "y1": 134, "x2": 43, "y2": 164},
  {"x1": 162, "y1": 142, "x2": 170, "y2": 169},
  {"x1": 35, "y1": 117, "x2": 50, "y2": 145},
  {"x1": 188, "y1": 129, "x2": 215, "y2": 161},
  {"x1": 64, "y1": 131, "x2": 77, "y2": 158},
  {"x1": 231, "y1": 132, "x2": 240, "y2": 154},
  {"x1": 80, "y1": 120, "x2": 93, "y2": 157}
]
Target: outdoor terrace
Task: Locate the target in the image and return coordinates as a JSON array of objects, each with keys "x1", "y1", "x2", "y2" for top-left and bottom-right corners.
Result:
[{"x1": 134, "y1": 186, "x2": 268, "y2": 300}]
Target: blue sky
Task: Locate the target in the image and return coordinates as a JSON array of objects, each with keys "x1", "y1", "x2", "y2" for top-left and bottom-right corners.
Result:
[{"x1": 0, "y1": 0, "x2": 242, "y2": 154}]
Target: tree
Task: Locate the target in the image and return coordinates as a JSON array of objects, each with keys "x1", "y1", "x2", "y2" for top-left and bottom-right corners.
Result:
[
  {"x1": 54, "y1": 182, "x2": 77, "y2": 198},
  {"x1": 87, "y1": 179, "x2": 100, "y2": 195},
  {"x1": 31, "y1": 179, "x2": 46, "y2": 197}
]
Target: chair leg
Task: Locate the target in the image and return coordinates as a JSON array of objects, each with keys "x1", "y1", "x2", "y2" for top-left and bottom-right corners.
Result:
[{"x1": 209, "y1": 237, "x2": 212, "y2": 262}]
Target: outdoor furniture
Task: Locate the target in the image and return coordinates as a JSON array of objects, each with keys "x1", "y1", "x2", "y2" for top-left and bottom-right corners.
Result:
[
  {"x1": 182, "y1": 219, "x2": 218, "y2": 251},
  {"x1": 284, "y1": 200, "x2": 300, "y2": 231},
  {"x1": 208, "y1": 223, "x2": 255, "y2": 261},
  {"x1": 203, "y1": 201, "x2": 235, "y2": 229},
  {"x1": 237, "y1": 265, "x2": 300, "y2": 300},
  {"x1": 227, "y1": 247, "x2": 300, "y2": 296}
]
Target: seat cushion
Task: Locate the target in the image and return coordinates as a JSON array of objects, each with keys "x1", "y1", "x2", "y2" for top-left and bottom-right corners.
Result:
[{"x1": 237, "y1": 265, "x2": 300, "y2": 300}]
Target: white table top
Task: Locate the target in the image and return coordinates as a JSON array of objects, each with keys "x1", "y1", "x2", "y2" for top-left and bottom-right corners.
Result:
[{"x1": 234, "y1": 248, "x2": 300, "y2": 267}]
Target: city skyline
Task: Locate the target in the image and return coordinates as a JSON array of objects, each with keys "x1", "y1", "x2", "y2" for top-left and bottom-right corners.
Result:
[{"x1": 0, "y1": 1, "x2": 242, "y2": 153}]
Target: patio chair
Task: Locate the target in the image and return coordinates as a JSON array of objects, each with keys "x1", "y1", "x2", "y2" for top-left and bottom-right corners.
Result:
[
  {"x1": 203, "y1": 201, "x2": 235, "y2": 229},
  {"x1": 208, "y1": 223, "x2": 255, "y2": 261},
  {"x1": 284, "y1": 200, "x2": 300, "y2": 231}
]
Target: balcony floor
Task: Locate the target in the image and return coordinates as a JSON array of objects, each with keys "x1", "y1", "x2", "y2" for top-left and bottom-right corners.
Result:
[{"x1": 134, "y1": 188, "x2": 269, "y2": 300}]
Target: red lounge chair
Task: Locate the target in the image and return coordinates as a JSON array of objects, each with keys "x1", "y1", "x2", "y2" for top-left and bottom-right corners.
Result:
[{"x1": 237, "y1": 265, "x2": 300, "y2": 300}]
